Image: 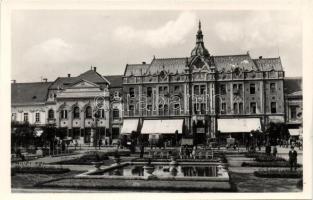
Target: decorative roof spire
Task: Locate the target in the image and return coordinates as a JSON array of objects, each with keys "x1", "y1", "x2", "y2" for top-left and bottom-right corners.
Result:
[{"x1": 191, "y1": 20, "x2": 209, "y2": 57}]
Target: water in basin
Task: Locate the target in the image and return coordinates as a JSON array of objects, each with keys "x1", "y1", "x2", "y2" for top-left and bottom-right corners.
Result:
[{"x1": 93, "y1": 164, "x2": 218, "y2": 178}]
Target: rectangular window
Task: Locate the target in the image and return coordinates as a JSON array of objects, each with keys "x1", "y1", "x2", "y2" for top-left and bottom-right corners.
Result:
[
  {"x1": 239, "y1": 103, "x2": 243, "y2": 114},
  {"x1": 270, "y1": 83, "x2": 276, "y2": 93},
  {"x1": 233, "y1": 103, "x2": 238, "y2": 114},
  {"x1": 23, "y1": 113, "x2": 28, "y2": 122},
  {"x1": 194, "y1": 103, "x2": 199, "y2": 115},
  {"x1": 159, "y1": 86, "x2": 163, "y2": 94},
  {"x1": 271, "y1": 102, "x2": 277, "y2": 113},
  {"x1": 290, "y1": 106, "x2": 297, "y2": 119},
  {"x1": 129, "y1": 87, "x2": 135, "y2": 98},
  {"x1": 35, "y1": 113, "x2": 40, "y2": 122},
  {"x1": 200, "y1": 103, "x2": 206, "y2": 114},
  {"x1": 250, "y1": 84, "x2": 255, "y2": 94},
  {"x1": 250, "y1": 102, "x2": 256, "y2": 114},
  {"x1": 233, "y1": 84, "x2": 238, "y2": 95},
  {"x1": 129, "y1": 105, "x2": 134, "y2": 116},
  {"x1": 220, "y1": 84, "x2": 226, "y2": 95},
  {"x1": 174, "y1": 85, "x2": 180, "y2": 92},
  {"x1": 221, "y1": 103, "x2": 226, "y2": 114},
  {"x1": 200, "y1": 85, "x2": 206, "y2": 95},
  {"x1": 112, "y1": 109, "x2": 119, "y2": 119},
  {"x1": 147, "y1": 87, "x2": 152, "y2": 97},
  {"x1": 194, "y1": 85, "x2": 199, "y2": 95}
]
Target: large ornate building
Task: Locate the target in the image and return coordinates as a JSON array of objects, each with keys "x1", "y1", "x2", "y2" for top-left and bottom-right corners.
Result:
[
  {"x1": 12, "y1": 22, "x2": 301, "y2": 146},
  {"x1": 121, "y1": 22, "x2": 285, "y2": 145}
]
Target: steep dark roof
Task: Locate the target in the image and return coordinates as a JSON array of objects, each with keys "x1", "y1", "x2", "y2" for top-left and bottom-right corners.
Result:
[
  {"x1": 124, "y1": 63, "x2": 150, "y2": 76},
  {"x1": 104, "y1": 75, "x2": 123, "y2": 88},
  {"x1": 78, "y1": 69, "x2": 109, "y2": 84},
  {"x1": 49, "y1": 77, "x2": 81, "y2": 90},
  {"x1": 11, "y1": 82, "x2": 52, "y2": 105},
  {"x1": 149, "y1": 58, "x2": 188, "y2": 74},
  {"x1": 253, "y1": 57, "x2": 283, "y2": 71},
  {"x1": 213, "y1": 54, "x2": 258, "y2": 72},
  {"x1": 49, "y1": 69, "x2": 110, "y2": 90},
  {"x1": 284, "y1": 77, "x2": 302, "y2": 94}
]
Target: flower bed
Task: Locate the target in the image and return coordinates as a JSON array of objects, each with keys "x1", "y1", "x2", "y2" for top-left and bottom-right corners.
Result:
[
  {"x1": 245, "y1": 152, "x2": 267, "y2": 158},
  {"x1": 12, "y1": 166, "x2": 70, "y2": 174},
  {"x1": 242, "y1": 161, "x2": 302, "y2": 168},
  {"x1": 52, "y1": 151, "x2": 110, "y2": 165},
  {"x1": 254, "y1": 170, "x2": 302, "y2": 178},
  {"x1": 254, "y1": 155, "x2": 286, "y2": 162}
]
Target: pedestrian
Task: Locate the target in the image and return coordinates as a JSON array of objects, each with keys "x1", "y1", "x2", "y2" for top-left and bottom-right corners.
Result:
[
  {"x1": 140, "y1": 144, "x2": 144, "y2": 158},
  {"x1": 272, "y1": 146, "x2": 277, "y2": 157},
  {"x1": 98, "y1": 139, "x2": 102, "y2": 150},
  {"x1": 289, "y1": 146, "x2": 298, "y2": 171},
  {"x1": 192, "y1": 146, "x2": 196, "y2": 159}
]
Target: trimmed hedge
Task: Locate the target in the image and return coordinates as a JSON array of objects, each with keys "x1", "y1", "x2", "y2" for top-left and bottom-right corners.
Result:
[
  {"x1": 254, "y1": 170, "x2": 302, "y2": 178},
  {"x1": 242, "y1": 161, "x2": 302, "y2": 168},
  {"x1": 12, "y1": 166, "x2": 70, "y2": 174}
]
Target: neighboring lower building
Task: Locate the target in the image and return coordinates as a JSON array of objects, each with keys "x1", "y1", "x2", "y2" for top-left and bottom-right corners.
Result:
[
  {"x1": 284, "y1": 77, "x2": 303, "y2": 139},
  {"x1": 11, "y1": 81, "x2": 52, "y2": 127},
  {"x1": 11, "y1": 68, "x2": 123, "y2": 146}
]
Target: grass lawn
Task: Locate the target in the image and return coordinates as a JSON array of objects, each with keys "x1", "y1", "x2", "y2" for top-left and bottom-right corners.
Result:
[
  {"x1": 11, "y1": 170, "x2": 85, "y2": 189},
  {"x1": 229, "y1": 172, "x2": 302, "y2": 192}
]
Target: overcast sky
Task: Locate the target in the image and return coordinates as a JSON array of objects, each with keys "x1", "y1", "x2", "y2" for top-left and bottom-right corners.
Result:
[{"x1": 11, "y1": 10, "x2": 302, "y2": 82}]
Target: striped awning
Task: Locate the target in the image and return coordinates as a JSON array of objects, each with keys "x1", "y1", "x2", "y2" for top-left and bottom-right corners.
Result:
[
  {"x1": 141, "y1": 119, "x2": 183, "y2": 134},
  {"x1": 218, "y1": 118, "x2": 261, "y2": 133}
]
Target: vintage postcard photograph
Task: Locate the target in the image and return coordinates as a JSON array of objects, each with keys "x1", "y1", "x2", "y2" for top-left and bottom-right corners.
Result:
[{"x1": 1, "y1": 0, "x2": 312, "y2": 199}]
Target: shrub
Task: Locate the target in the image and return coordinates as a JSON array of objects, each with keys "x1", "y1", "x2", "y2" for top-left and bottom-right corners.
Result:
[
  {"x1": 12, "y1": 166, "x2": 70, "y2": 174},
  {"x1": 242, "y1": 161, "x2": 302, "y2": 168},
  {"x1": 254, "y1": 170, "x2": 302, "y2": 178}
]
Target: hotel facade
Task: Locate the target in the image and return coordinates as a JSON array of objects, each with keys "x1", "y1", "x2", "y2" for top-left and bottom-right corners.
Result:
[{"x1": 11, "y1": 22, "x2": 302, "y2": 146}]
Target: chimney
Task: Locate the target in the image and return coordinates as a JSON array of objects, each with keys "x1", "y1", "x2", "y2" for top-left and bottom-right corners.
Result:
[
  {"x1": 142, "y1": 62, "x2": 146, "y2": 64},
  {"x1": 68, "y1": 74, "x2": 71, "y2": 77},
  {"x1": 11, "y1": 80, "x2": 16, "y2": 84},
  {"x1": 259, "y1": 56, "x2": 263, "y2": 59},
  {"x1": 43, "y1": 78, "x2": 48, "y2": 82},
  {"x1": 93, "y1": 67, "x2": 97, "y2": 72}
]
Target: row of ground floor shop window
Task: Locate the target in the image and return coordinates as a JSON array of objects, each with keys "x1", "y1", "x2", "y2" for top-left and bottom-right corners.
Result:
[{"x1": 28, "y1": 117, "x2": 301, "y2": 147}]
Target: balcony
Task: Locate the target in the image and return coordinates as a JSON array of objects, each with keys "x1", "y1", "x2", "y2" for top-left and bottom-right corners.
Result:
[{"x1": 47, "y1": 118, "x2": 56, "y2": 124}]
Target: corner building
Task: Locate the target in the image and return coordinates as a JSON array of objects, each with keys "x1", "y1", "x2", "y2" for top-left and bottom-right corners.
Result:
[{"x1": 122, "y1": 22, "x2": 285, "y2": 145}]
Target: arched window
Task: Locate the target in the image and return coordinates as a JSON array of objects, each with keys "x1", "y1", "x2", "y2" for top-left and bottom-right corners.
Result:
[
  {"x1": 85, "y1": 106, "x2": 92, "y2": 118},
  {"x1": 60, "y1": 110, "x2": 68, "y2": 119},
  {"x1": 73, "y1": 106, "x2": 80, "y2": 118},
  {"x1": 48, "y1": 109, "x2": 54, "y2": 119}
]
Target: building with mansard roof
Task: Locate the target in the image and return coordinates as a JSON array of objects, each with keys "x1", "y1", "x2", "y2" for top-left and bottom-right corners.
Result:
[
  {"x1": 121, "y1": 21, "x2": 285, "y2": 145},
  {"x1": 11, "y1": 68, "x2": 123, "y2": 146}
]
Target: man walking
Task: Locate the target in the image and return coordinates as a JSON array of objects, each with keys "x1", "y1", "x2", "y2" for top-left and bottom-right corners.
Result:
[{"x1": 289, "y1": 146, "x2": 298, "y2": 171}]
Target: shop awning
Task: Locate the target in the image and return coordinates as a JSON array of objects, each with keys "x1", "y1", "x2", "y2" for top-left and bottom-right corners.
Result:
[
  {"x1": 141, "y1": 119, "x2": 183, "y2": 134},
  {"x1": 289, "y1": 129, "x2": 301, "y2": 136},
  {"x1": 120, "y1": 119, "x2": 139, "y2": 135},
  {"x1": 217, "y1": 118, "x2": 261, "y2": 133}
]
